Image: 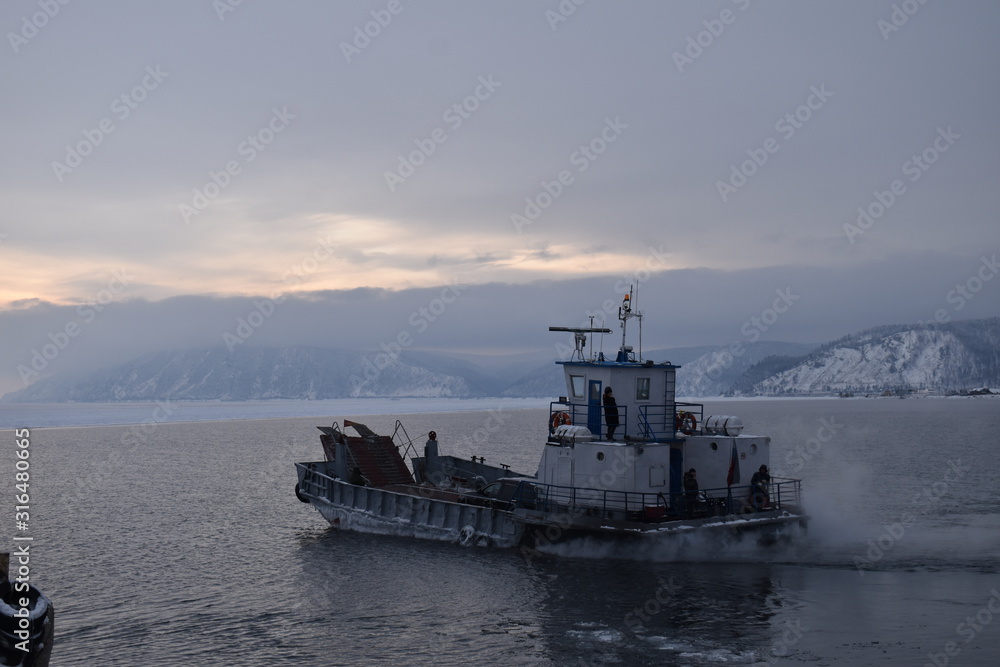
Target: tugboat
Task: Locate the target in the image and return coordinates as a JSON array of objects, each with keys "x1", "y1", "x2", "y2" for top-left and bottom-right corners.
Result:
[{"x1": 294, "y1": 287, "x2": 807, "y2": 552}]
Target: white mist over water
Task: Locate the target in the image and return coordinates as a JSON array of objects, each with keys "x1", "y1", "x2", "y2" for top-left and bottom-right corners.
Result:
[{"x1": 707, "y1": 398, "x2": 1000, "y2": 573}]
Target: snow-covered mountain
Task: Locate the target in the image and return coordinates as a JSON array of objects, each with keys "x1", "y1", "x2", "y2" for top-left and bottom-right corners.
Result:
[
  {"x1": 674, "y1": 341, "x2": 816, "y2": 397},
  {"x1": 730, "y1": 319, "x2": 1000, "y2": 395},
  {"x1": 0, "y1": 347, "x2": 484, "y2": 402},
  {"x1": 2, "y1": 318, "x2": 996, "y2": 402}
]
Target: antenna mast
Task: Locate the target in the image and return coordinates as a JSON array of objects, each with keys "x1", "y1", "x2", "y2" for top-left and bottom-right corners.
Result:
[
  {"x1": 636, "y1": 281, "x2": 643, "y2": 361},
  {"x1": 617, "y1": 284, "x2": 643, "y2": 361}
]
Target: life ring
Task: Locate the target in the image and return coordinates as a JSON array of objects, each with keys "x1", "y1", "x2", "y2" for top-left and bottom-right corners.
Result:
[
  {"x1": 675, "y1": 411, "x2": 697, "y2": 435},
  {"x1": 295, "y1": 482, "x2": 310, "y2": 503},
  {"x1": 550, "y1": 412, "x2": 572, "y2": 430}
]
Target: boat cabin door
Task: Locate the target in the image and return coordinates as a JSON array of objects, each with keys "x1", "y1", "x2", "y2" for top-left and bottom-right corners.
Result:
[
  {"x1": 587, "y1": 380, "x2": 602, "y2": 437},
  {"x1": 669, "y1": 447, "x2": 683, "y2": 512}
]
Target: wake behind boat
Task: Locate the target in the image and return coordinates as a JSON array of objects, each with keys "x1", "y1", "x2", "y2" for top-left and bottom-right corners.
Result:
[{"x1": 294, "y1": 288, "x2": 807, "y2": 552}]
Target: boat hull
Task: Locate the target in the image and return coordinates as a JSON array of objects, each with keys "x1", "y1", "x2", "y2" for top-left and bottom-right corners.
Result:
[
  {"x1": 522, "y1": 509, "x2": 806, "y2": 547},
  {"x1": 297, "y1": 466, "x2": 525, "y2": 548},
  {"x1": 297, "y1": 463, "x2": 806, "y2": 552}
]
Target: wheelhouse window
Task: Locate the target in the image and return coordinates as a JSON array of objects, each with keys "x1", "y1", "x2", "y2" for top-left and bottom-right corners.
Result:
[
  {"x1": 636, "y1": 377, "x2": 650, "y2": 400},
  {"x1": 570, "y1": 374, "x2": 585, "y2": 399}
]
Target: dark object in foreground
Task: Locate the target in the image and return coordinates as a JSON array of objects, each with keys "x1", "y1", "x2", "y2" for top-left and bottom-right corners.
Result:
[{"x1": 0, "y1": 553, "x2": 54, "y2": 667}]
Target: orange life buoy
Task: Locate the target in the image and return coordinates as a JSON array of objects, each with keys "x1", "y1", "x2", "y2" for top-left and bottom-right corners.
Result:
[
  {"x1": 675, "y1": 411, "x2": 697, "y2": 436},
  {"x1": 550, "y1": 412, "x2": 572, "y2": 430}
]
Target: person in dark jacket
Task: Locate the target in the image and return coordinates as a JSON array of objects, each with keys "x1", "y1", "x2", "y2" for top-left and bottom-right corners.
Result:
[
  {"x1": 683, "y1": 468, "x2": 699, "y2": 517},
  {"x1": 683, "y1": 468, "x2": 699, "y2": 496},
  {"x1": 750, "y1": 464, "x2": 770, "y2": 510},
  {"x1": 603, "y1": 387, "x2": 620, "y2": 440}
]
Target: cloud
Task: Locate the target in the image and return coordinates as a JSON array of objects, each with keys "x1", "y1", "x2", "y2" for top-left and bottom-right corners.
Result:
[
  {"x1": 1, "y1": 1, "x2": 998, "y2": 394},
  {"x1": 2, "y1": 252, "x2": 998, "y2": 396}
]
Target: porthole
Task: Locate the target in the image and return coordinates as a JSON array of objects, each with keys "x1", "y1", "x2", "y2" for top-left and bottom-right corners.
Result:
[
  {"x1": 710, "y1": 442, "x2": 718, "y2": 451},
  {"x1": 597, "y1": 452, "x2": 605, "y2": 462}
]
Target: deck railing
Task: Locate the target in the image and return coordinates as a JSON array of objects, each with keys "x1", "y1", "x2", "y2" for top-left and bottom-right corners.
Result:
[
  {"x1": 298, "y1": 461, "x2": 334, "y2": 500},
  {"x1": 637, "y1": 401, "x2": 704, "y2": 441},
  {"x1": 546, "y1": 401, "x2": 710, "y2": 442},
  {"x1": 508, "y1": 477, "x2": 802, "y2": 522},
  {"x1": 298, "y1": 461, "x2": 804, "y2": 525},
  {"x1": 548, "y1": 401, "x2": 628, "y2": 439},
  {"x1": 391, "y1": 419, "x2": 419, "y2": 474}
]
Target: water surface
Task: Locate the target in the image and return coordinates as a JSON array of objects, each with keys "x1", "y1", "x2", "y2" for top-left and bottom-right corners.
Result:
[{"x1": 4, "y1": 397, "x2": 999, "y2": 665}]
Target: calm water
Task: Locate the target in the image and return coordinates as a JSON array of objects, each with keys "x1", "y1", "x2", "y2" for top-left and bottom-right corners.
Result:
[{"x1": 3, "y1": 398, "x2": 999, "y2": 666}]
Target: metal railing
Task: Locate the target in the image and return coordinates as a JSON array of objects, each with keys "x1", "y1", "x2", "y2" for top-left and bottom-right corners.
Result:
[
  {"x1": 298, "y1": 460, "x2": 804, "y2": 525},
  {"x1": 637, "y1": 402, "x2": 704, "y2": 441},
  {"x1": 391, "y1": 419, "x2": 419, "y2": 474},
  {"x1": 547, "y1": 401, "x2": 712, "y2": 442},
  {"x1": 548, "y1": 401, "x2": 629, "y2": 439},
  {"x1": 505, "y1": 477, "x2": 803, "y2": 523},
  {"x1": 298, "y1": 462, "x2": 333, "y2": 500},
  {"x1": 768, "y1": 476, "x2": 803, "y2": 511}
]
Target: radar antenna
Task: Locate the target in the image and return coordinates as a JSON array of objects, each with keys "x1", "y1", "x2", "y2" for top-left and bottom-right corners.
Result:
[{"x1": 548, "y1": 325, "x2": 613, "y2": 361}]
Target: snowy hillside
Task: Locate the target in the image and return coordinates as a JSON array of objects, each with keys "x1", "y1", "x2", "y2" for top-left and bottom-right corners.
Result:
[
  {"x1": 0, "y1": 347, "x2": 480, "y2": 402},
  {"x1": 674, "y1": 342, "x2": 816, "y2": 397},
  {"x1": 737, "y1": 319, "x2": 1000, "y2": 395},
  {"x1": 2, "y1": 318, "x2": 996, "y2": 402}
]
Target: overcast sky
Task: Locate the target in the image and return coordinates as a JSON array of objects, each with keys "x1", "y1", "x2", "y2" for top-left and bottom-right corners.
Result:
[{"x1": 2, "y1": 1, "x2": 999, "y2": 395}]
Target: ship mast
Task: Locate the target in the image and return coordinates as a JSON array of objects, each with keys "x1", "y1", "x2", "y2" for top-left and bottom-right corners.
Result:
[{"x1": 618, "y1": 283, "x2": 643, "y2": 362}]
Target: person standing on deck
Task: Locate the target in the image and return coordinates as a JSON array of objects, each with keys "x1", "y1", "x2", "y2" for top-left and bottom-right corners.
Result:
[
  {"x1": 683, "y1": 468, "x2": 699, "y2": 517},
  {"x1": 603, "y1": 387, "x2": 620, "y2": 440},
  {"x1": 683, "y1": 468, "x2": 699, "y2": 499},
  {"x1": 750, "y1": 464, "x2": 770, "y2": 510}
]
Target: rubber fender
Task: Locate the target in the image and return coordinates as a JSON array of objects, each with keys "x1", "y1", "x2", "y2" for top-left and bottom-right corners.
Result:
[{"x1": 295, "y1": 482, "x2": 310, "y2": 503}]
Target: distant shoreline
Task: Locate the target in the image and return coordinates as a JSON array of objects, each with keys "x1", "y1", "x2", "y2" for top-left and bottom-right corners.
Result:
[{"x1": 1, "y1": 393, "x2": 995, "y2": 430}]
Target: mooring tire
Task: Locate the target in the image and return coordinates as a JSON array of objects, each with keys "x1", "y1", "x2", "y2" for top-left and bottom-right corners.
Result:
[{"x1": 295, "y1": 482, "x2": 310, "y2": 503}]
